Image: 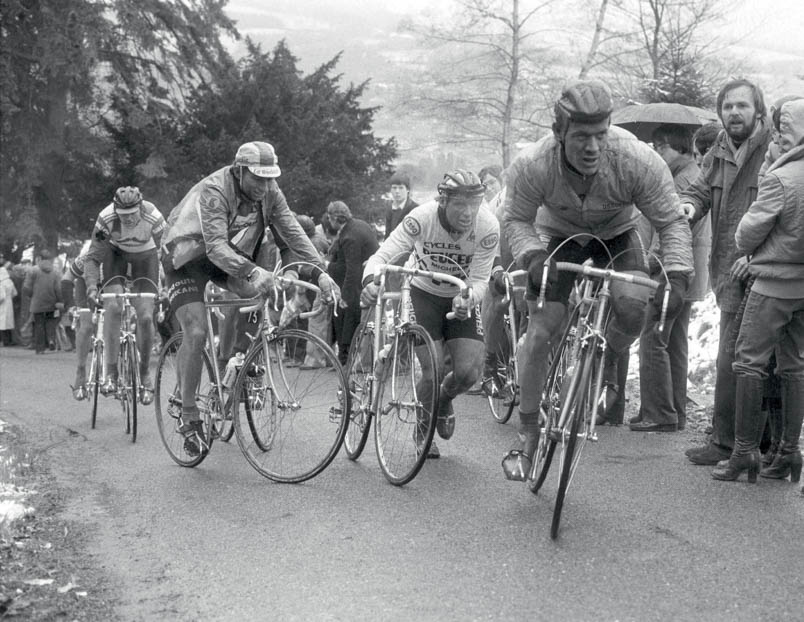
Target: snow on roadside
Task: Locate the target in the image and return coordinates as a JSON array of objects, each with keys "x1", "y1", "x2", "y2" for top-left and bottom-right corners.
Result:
[{"x1": 0, "y1": 418, "x2": 36, "y2": 536}]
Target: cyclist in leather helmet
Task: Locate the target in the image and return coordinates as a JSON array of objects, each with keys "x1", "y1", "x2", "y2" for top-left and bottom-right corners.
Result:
[{"x1": 501, "y1": 79, "x2": 694, "y2": 481}]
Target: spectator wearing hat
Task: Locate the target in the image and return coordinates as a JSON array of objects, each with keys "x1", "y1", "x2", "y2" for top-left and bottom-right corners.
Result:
[
  {"x1": 385, "y1": 173, "x2": 418, "y2": 239},
  {"x1": 326, "y1": 201, "x2": 378, "y2": 365}
]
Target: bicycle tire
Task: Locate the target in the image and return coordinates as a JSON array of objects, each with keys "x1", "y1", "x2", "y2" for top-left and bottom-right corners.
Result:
[
  {"x1": 487, "y1": 327, "x2": 517, "y2": 424},
  {"x1": 90, "y1": 342, "x2": 102, "y2": 430},
  {"x1": 232, "y1": 328, "x2": 349, "y2": 483},
  {"x1": 154, "y1": 332, "x2": 216, "y2": 467},
  {"x1": 529, "y1": 303, "x2": 581, "y2": 494},
  {"x1": 374, "y1": 323, "x2": 438, "y2": 486},
  {"x1": 343, "y1": 320, "x2": 375, "y2": 460},
  {"x1": 120, "y1": 339, "x2": 138, "y2": 442},
  {"x1": 550, "y1": 347, "x2": 595, "y2": 540}
]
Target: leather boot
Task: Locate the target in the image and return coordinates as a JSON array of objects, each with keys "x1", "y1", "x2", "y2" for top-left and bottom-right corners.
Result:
[
  {"x1": 761, "y1": 377, "x2": 804, "y2": 482},
  {"x1": 762, "y1": 401, "x2": 783, "y2": 466},
  {"x1": 712, "y1": 375, "x2": 765, "y2": 483}
]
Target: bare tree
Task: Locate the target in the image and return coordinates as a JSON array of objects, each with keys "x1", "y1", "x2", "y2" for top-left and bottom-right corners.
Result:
[{"x1": 402, "y1": 0, "x2": 561, "y2": 167}]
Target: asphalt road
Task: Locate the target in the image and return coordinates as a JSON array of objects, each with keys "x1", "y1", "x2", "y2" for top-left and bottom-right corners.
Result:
[{"x1": 1, "y1": 346, "x2": 803, "y2": 621}]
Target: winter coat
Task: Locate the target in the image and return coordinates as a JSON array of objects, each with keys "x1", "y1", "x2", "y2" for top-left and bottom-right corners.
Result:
[
  {"x1": 328, "y1": 218, "x2": 379, "y2": 308},
  {"x1": 23, "y1": 259, "x2": 62, "y2": 314},
  {"x1": 736, "y1": 101, "x2": 804, "y2": 290},
  {"x1": 162, "y1": 166, "x2": 323, "y2": 279},
  {"x1": 0, "y1": 266, "x2": 16, "y2": 330},
  {"x1": 680, "y1": 118, "x2": 772, "y2": 312},
  {"x1": 504, "y1": 125, "x2": 693, "y2": 277}
]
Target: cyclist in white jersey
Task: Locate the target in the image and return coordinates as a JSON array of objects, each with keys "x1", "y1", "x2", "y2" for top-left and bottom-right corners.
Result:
[
  {"x1": 361, "y1": 170, "x2": 500, "y2": 458},
  {"x1": 84, "y1": 187, "x2": 166, "y2": 404}
]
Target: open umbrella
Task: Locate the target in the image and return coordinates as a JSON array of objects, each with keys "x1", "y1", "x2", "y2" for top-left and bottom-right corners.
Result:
[{"x1": 611, "y1": 102, "x2": 720, "y2": 142}]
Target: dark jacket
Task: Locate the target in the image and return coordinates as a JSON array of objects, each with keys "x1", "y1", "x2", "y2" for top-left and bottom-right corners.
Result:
[
  {"x1": 23, "y1": 259, "x2": 62, "y2": 314},
  {"x1": 328, "y1": 218, "x2": 379, "y2": 308},
  {"x1": 385, "y1": 197, "x2": 418, "y2": 239},
  {"x1": 681, "y1": 119, "x2": 772, "y2": 312}
]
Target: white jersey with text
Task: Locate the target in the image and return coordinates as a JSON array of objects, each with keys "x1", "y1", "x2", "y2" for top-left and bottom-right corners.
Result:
[{"x1": 363, "y1": 200, "x2": 500, "y2": 305}]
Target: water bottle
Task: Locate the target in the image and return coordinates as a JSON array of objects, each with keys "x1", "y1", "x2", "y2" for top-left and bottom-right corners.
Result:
[
  {"x1": 384, "y1": 300, "x2": 395, "y2": 335},
  {"x1": 222, "y1": 352, "x2": 245, "y2": 389}
]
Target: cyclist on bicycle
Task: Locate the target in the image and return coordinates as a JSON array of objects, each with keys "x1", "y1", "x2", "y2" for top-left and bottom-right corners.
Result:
[
  {"x1": 161, "y1": 141, "x2": 337, "y2": 456},
  {"x1": 360, "y1": 169, "x2": 500, "y2": 458},
  {"x1": 62, "y1": 254, "x2": 95, "y2": 400},
  {"x1": 84, "y1": 186, "x2": 165, "y2": 405},
  {"x1": 501, "y1": 79, "x2": 695, "y2": 480}
]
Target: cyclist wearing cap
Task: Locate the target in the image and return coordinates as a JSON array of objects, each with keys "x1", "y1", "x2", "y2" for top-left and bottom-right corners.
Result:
[
  {"x1": 161, "y1": 141, "x2": 337, "y2": 456},
  {"x1": 360, "y1": 169, "x2": 500, "y2": 458},
  {"x1": 84, "y1": 186, "x2": 165, "y2": 403},
  {"x1": 501, "y1": 79, "x2": 694, "y2": 481}
]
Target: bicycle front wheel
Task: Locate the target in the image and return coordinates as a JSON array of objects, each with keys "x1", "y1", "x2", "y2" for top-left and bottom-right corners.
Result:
[
  {"x1": 154, "y1": 333, "x2": 216, "y2": 467},
  {"x1": 232, "y1": 329, "x2": 349, "y2": 483},
  {"x1": 551, "y1": 346, "x2": 595, "y2": 540},
  {"x1": 487, "y1": 330, "x2": 517, "y2": 424},
  {"x1": 344, "y1": 320, "x2": 375, "y2": 460},
  {"x1": 374, "y1": 323, "x2": 438, "y2": 486},
  {"x1": 119, "y1": 339, "x2": 139, "y2": 442},
  {"x1": 89, "y1": 343, "x2": 102, "y2": 430}
]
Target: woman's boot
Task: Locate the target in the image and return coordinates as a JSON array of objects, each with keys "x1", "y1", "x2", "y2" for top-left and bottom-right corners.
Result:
[
  {"x1": 713, "y1": 375, "x2": 765, "y2": 483},
  {"x1": 761, "y1": 377, "x2": 804, "y2": 482},
  {"x1": 761, "y1": 399, "x2": 783, "y2": 466}
]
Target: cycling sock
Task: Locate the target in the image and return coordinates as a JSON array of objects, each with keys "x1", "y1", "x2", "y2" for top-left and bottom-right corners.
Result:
[
  {"x1": 519, "y1": 409, "x2": 540, "y2": 427},
  {"x1": 181, "y1": 405, "x2": 200, "y2": 422}
]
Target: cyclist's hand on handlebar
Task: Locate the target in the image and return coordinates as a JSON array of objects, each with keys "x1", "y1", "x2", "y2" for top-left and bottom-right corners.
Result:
[
  {"x1": 651, "y1": 272, "x2": 688, "y2": 323},
  {"x1": 249, "y1": 266, "x2": 275, "y2": 295},
  {"x1": 359, "y1": 281, "x2": 379, "y2": 307},
  {"x1": 317, "y1": 273, "x2": 338, "y2": 304},
  {"x1": 338, "y1": 298, "x2": 349, "y2": 309},
  {"x1": 526, "y1": 250, "x2": 557, "y2": 298},
  {"x1": 280, "y1": 270, "x2": 299, "y2": 290},
  {"x1": 490, "y1": 270, "x2": 507, "y2": 296},
  {"x1": 86, "y1": 287, "x2": 99, "y2": 311},
  {"x1": 451, "y1": 294, "x2": 471, "y2": 321}
]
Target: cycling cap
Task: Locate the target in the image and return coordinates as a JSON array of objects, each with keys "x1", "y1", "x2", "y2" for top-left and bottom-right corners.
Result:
[
  {"x1": 437, "y1": 169, "x2": 486, "y2": 197},
  {"x1": 234, "y1": 141, "x2": 281, "y2": 178},
  {"x1": 555, "y1": 79, "x2": 613, "y2": 125},
  {"x1": 113, "y1": 186, "x2": 143, "y2": 214}
]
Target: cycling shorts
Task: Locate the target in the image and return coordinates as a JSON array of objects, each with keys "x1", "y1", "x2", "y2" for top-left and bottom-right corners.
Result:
[
  {"x1": 537, "y1": 228, "x2": 648, "y2": 303},
  {"x1": 102, "y1": 247, "x2": 159, "y2": 293},
  {"x1": 162, "y1": 255, "x2": 230, "y2": 311},
  {"x1": 410, "y1": 286, "x2": 483, "y2": 343}
]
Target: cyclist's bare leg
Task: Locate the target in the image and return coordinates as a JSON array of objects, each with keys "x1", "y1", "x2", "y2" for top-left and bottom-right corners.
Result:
[
  {"x1": 216, "y1": 305, "x2": 238, "y2": 366},
  {"x1": 442, "y1": 337, "x2": 484, "y2": 399},
  {"x1": 72, "y1": 310, "x2": 93, "y2": 396},
  {"x1": 132, "y1": 297, "x2": 155, "y2": 377},
  {"x1": 175, "y1": 302, "x2": 207, "y2": 423},
  {"x1": 517, "y1": 300, "x2": 567, "y2": 457},
  {"x1": 103, "y1": 282, "x2": 124, "y2": 382},
  {"x1": 416, "y1": 339, "x2": 445, "y2": 413}
]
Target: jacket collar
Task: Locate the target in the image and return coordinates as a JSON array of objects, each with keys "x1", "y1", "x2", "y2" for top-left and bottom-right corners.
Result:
[
  {"x1": 712, "y1": 118, "x2": 771, "y2": 167},
  {"x1": 767, "y1": 143, "x2": 804, "y2": 175}
]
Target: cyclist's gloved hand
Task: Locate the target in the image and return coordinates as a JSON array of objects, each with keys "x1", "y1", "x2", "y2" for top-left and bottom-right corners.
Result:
[
  {"x1": 360, "y1": 281, "x2": 379, "y2": 308},
  {"x1": 249, "y1": 266, "x2": 275, "y2": 295},
  {"x1": 526, "y1": 250, "x2": 558, "y2": 298},
  {"x1": 86, "y1": 287, "x2": 99, "y2": 311},
  {"x1": 317, "y1": 272, "x2": 339, "y2": 304},
  {"x1": 490, "y1": 270, "x2": 507, "y2": 296},
  {"x1": 651, "y1": 272, "x2": 688, "y2": 323},
  {"x1": 451, "y1": 294, "x2": 471, "y2": 321}
]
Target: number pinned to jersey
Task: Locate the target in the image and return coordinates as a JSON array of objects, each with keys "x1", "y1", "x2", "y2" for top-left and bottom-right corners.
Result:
[
  {"x1": 480, "y1": 232, "x2": 499, "y2": 250},
  {"x1": 403, "y1": 217, "x2": 421, "y2": 236}
]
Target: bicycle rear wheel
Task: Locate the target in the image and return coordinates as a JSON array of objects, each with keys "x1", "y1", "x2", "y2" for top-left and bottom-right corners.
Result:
[
  {"x1": 374, "y1": 323, "x2": 438, "y2": 486},
  {"x1": 154, "y1": 332, "x2": 216, "y2": 467},
  {"x1": 487, "y1": 325, "x2": 517, "y2": 424},
  {"x1": 344, "y1": 320, "x2": 375, "y2": 460},
  {"x1": 550, "y1": 346, "x2": 596, "y2": 540},
  {"x1": 232, "y1": 329, "x2": 349, "y2": 483},
  {"x1": 119, "y1": 339, "x2": 139, "y2": 442},
  {"x1": 89, "y1": 343, "x2": 102, "y2": 430},
  {"x1": 529, "y1": 303, "x2": 581, "y2": 494}
]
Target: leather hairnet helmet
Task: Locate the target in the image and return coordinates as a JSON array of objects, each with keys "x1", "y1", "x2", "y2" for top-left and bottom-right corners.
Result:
[
  {"x1": 113, "y1": 186, "x2": 143, "y2": 214},
  {"x1": 437, "y1": 169, "x2": 486, "y2": 198},
  {"x1": 553, "y1": 79, "x2": 613, "y2": 135}
]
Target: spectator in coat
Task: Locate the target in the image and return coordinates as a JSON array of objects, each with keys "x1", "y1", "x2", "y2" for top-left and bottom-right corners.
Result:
[
  {"x1": 0, "y1": 262, "x2": 17, "y2": 346},
  {"x1": 630, "y1": 124, "x2": 712, "y2": 432},
  {"x1": 23, "y1": 249, "x2": 64, "y2": 354},
  {"x1": 326, "y1": 201, "x2": 379, "y2": 365},
  {"x1": 680, "y1": 78, "x2": 773, "y2": 465},
  {"x1": 385, "y1": 173, "x2": 418, "y2": 239},
  {"x1": 713, "y1": 99, "x2": 804, "y2": 486}
]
